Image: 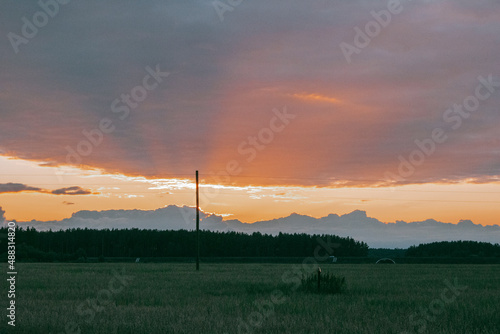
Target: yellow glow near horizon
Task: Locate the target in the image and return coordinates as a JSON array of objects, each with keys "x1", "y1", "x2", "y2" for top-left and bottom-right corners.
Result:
[{"x1": 0, "y1": 156, "x2": 499, "y2": 226}]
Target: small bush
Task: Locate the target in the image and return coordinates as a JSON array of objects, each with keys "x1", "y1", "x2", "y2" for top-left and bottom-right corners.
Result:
[{"x1": 300, "y1": 271, "x2": 345, "y2": 294}]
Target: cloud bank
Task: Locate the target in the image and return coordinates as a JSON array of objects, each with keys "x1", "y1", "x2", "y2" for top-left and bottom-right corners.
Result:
[
  {"x1": 0, "y1": 207, "x2": 5, "y2": 224},
  {"x1": 5, "y1": 205, "x2": 499, "y2": 248}
]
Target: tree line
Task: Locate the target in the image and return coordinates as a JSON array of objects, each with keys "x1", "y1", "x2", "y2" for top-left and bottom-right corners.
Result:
[
  {"x1": 406, "y1": 240, "x2": 500, "y2": 258},
  {"x1": 0, "y1": 227, "x2": 368, "y2": 262}
]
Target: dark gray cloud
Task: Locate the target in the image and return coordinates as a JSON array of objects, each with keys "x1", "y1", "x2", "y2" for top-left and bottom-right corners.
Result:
[
  {"x1": 0, "y1": 183, "x2": 93, "y2": 195},
  {"x1": 51, "y1": 186, "x2": 93, "y2": 195},
  {"x1": 0, "y1": 183, "x2": 43, "y2": 193}
]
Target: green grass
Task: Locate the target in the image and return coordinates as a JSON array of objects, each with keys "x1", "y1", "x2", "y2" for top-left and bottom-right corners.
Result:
[{"x1": 1, "y1": 263, "x2": 499, "y2": 333}]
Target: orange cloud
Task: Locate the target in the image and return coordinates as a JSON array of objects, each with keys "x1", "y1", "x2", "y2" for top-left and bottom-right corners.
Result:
[{"x1": 291, "y1": 93, "x2": 342, "y2": 104}]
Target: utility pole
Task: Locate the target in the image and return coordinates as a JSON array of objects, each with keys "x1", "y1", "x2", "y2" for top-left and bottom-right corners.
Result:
[{"x1": 196, "y1": 170, "x2": 200, "y2": 271}]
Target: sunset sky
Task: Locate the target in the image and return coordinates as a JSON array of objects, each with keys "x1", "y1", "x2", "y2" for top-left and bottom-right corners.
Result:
[{"x1": 1, "y1": 0, "x2": 499, "y2": 227}]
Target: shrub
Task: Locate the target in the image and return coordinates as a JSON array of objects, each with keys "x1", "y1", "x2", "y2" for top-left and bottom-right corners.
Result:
[{"x1": 300, "y1": 271, "x2": 345, "y2": 294}]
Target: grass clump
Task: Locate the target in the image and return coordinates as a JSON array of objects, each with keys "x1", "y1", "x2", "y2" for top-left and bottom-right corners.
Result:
[{"x1": 300, "y1": 271, "x2": 346, "y2": 294}]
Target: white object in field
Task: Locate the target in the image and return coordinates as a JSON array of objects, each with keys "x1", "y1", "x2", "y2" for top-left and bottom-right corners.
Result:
[
  {"x1": 135, "y1": 258, "x2": 140, "y2": 263},
  {"x1": 329, "y1": 256, "x2": 337, "y2": 263},
  {"x1": 376, "y1": 258, "x2": 395, "y2": 264}
]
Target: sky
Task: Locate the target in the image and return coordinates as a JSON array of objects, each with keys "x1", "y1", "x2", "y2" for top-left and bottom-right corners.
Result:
[{"x1": 1, "y1": 0, "x2": 500, "y2": 234}]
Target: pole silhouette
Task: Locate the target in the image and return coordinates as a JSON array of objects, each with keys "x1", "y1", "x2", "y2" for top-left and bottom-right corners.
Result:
[{"x1": 196, "y1": 170, "x2": 200, "y2": 271}]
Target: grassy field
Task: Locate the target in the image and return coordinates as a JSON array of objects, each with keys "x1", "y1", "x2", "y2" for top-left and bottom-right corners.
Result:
[{"x1": 1, "y1": 263, "x2": 499, "y2": 333}]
